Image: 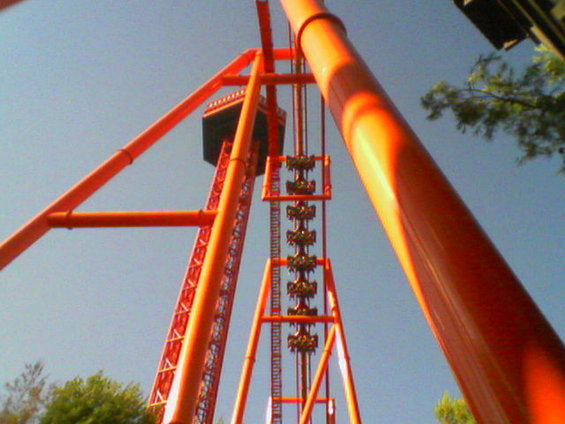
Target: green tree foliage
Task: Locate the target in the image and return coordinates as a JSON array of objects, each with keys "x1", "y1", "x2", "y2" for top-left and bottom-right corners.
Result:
[
  {"x1": 39, "y1": 372, "x2": 156, "y2": 424},
  {"x1": 0, "y1": 362, "x2": 54, "y2": 424},
  {"x1": 421, "y1": 46, "x2": 565, "y2": 173},
  {"x1": 435, "y1": 392, "x2": 476, "y2": 424}
]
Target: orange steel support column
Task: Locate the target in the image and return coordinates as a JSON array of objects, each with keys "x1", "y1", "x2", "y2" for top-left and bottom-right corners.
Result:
[
  {"x1": 0, "y1": 50, "x2": 256, "y2": 271},
  {"x1": 165, "y1": 52, "x2": 264, "y2": 424},
  {"x1": 299, "y1": 326, "x2": 336, "y2": 424},
  {"x1": 231, "y1": 261, "x2": 272, "y2": 424},
  {"x1": 280, "y1": 1, "x2": 565, "y2": 423}
]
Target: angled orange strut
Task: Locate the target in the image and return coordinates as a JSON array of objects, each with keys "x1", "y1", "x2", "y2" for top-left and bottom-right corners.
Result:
[
  {"x1": 164, "y1": 51, "x2": 264, "y2": 424},
  {"x1": 0, "y1": 50, "x2": 257, "y2": 270}
]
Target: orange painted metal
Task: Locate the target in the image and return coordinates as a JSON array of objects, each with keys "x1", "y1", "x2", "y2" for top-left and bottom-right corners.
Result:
[
  {"x1": 272, "y1": 47, "x2": 295, "y2": 61},
  {"x1": 257, "y1": 9, "x2": 286, "y2": 417},
  {"x1": 261, "y1": 315, "x2": 334, "y2": 324},
  {"x1": 0, "y1": 50, "x2": 257, "y2": 271},
  {"x1": 281, "y1": 397, "x2": 333, "y2": 404},
  {"x1": 222, "y1": 73, "x2": 316, "y2": 86},
  {"x1": 299, "y1": 325, "x2": 336, "y2": 424},
  {"x1": 195, "y1": 138, "x2": 260, "y2": 424},
  {"x1": 263, "y1": 73, "x2": 315, "y2": 85},
  {"x1": 280, "y1": 0, "x2": 565, "y2": 423},
  {"x1": 165, "y1": 52, "x2": 264, "y2": 424},
  {"x1": 266, "y1": 194, "x2": 330, "y2": 202},
  {"x1": 324, "y1": 260, "x2": 362, "y2": 424},
  {"x1": 47, "y1": 210, "x2": 216, "y2": 228},
  {"x1": 231, "y1": 261, "x2": 272, "y2": 424},
  {"x1": 231, "y1": 255, "x2": 362, "y2": 423},
  {"x1": 0, "y1": 0, "x2": 24, "y2": 12},
  {"x1": 262, "y1": 14, "x2": 285, "y2": 410},
  {"x1": 148, "y1": 139, "x2": 234, "y2": 423}
]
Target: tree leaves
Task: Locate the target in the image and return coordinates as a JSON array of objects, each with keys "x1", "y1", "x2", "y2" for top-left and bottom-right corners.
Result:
[
  {"x1": 0, "y1": 362, "x2": 54, "y2": 424},
  {"x1": 1, "y1": 364, "x2": 156, "y2": 424},
  {"x1": 435, "y1": 392, "x2": 476, "y2": 424},
  {"x1": 39, "y1": 372, "x2": 156, "y2": 424},
  {"x1": 421, "y1": 46, "x2": 565, "y2": 173}
]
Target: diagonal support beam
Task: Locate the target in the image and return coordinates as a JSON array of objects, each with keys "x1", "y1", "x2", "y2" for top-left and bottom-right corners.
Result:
[
  {"x1": 299, "y1": 325, "x2": 336, "y2": 424},
  {"x1": 325, "y1": 260, "x2": 362, "y2": 424},
  {"x1": 165, "y1": 51, "x2": 264, "y2": 424},
  {"x1": 0, "y1": 49, "x2": 258, "y2": 270},
  {"x1": 0, "y1": 0, "x2": 24, "y2": 12}
]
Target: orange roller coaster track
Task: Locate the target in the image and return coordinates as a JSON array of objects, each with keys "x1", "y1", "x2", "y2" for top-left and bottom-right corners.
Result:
[{"x1": 1, "y1": 1, "x2": 564, "y2": 424}]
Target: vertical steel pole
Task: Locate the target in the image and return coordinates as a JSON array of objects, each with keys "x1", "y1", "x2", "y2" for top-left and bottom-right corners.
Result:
[
  {"x1": 165, "y1": 52, "x2": 264, "y2": 424},
  {"x1": 231, "y1": 262, "x2": 272, "y2": 424},
  {"x1": 280, "y1": 1, "x2": 565, "y2": 423},
  {"x1": 298, "y1": 326, "x2": 336, "y2": 424}
]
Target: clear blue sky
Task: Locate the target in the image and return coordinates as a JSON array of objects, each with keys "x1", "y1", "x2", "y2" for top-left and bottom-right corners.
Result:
[{"x1": 1, "y1": 1, "x2": 563, "y2": 423}]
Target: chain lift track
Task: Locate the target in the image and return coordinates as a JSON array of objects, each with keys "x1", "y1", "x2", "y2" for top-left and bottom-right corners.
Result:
[
  {"x1": 149, "y1": 137, "x2": 259, "y2": 424},
  {"x1": 147, "y1": 141, "x2": 228, "y2": 419},
  {"x1": 194, "y1": 139, "x2": 259, "y2": 424},
  {"x1": 256, "y1": 4, "x2": 285, "y2": 420}
]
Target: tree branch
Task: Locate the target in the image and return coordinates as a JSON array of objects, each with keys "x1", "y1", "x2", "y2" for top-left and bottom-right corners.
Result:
[{"x1": 461, "y1": 87, "x2": 537, "y2": 109}]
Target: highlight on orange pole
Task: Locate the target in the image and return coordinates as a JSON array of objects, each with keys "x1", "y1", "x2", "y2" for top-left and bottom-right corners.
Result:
[
  {"x1": 47, "y1": 210, "x2": 217, "y2": 228},
  {"x1": 165, "y1": 51, "x2": 264, "y2": 424},
  {"x1": 280, "y1": 0, "x2": 565, "y2": 422}
]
